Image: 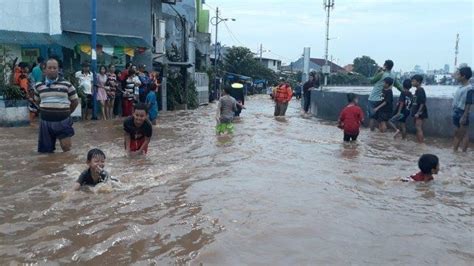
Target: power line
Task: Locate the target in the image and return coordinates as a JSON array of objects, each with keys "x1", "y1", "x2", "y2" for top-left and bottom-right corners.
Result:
[{"x1": 223, "y1": 21, "x2": 246, "y2": 47}]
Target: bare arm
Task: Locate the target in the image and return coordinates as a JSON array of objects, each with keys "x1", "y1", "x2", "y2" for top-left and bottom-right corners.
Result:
[
  {"x1": 70, "y1": 99, "x2": 79, "y2": 113},
  {"x1": 137, "y1": 137, "x2": 151, "y2": 154},
  {"x1": 415, "y1": 104, "x2": 425, "y2": 117},
  {"x1": 374, "y1": 101, "x2": 386, "y2": 112},
  {"x1": 124, "y1": 132, "x2": 131, "y2": 154}
]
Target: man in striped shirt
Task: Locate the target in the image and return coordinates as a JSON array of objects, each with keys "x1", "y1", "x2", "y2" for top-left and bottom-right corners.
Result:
[{"x1": 34, "y1": 58, "x2": 79, "y2": 153}]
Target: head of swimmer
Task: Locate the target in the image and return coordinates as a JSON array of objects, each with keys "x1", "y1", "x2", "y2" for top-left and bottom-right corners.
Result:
[
  {"x1": 133, "y1": 103, "x2": 149, "y2": 127},
  {"x1": 87, "y1": 148, "x2": 106, "y2": 176}
]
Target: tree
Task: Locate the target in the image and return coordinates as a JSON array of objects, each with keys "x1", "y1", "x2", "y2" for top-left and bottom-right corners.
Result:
[
  {"x1": 223, "y1": 46, "x2": 277, "y2": 84},
  {"x1": 353, "y1": 56, "x2": 379, "y2": 78}
]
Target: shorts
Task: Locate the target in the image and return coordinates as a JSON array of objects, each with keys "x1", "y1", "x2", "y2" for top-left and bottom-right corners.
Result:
[
  {"x1": 216, "y1": 123, "x2": 234, "y2": 134},
  {"x1": 343, "y1": 132, "x2": 359, "y2": 142},
  {"x1": 38, "y1": 117, "x2": 74, "y2": 153},
  {"x1": 378, "y1": 112, "x2": 392, "y2": 122},
  {"x1": 368, "y1": 100, "x2": 382, "y2": 119},
  {"x1": 82, "y1": 94, "x2": 93, "y2": 109},
  {"x1": 130, "y1": 138, "x2": 148, "y2": 153},
  {"x1": 390, "y1": 113, "x2": 409, "y2": 123},
  {"x1": 453, "y1": 108, "x2": 469, "y2": 128}
]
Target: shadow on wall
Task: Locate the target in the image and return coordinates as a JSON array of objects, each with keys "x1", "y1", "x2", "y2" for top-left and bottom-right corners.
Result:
[{"x1": 310, "y1": 90, "x2": 474, "y2": 139}]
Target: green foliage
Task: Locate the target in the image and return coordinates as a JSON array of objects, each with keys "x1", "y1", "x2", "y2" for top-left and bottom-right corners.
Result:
[
  {"x1": 166, "y1": 69, "x2": 199, "y2": 110},
  {"x1": 328, "y1": 72, "x2": 370, "y2": 86},
  {"x1": 223, "y1": 46, "x2": 277, "y2": 84},
  {"x1": 353, "y1": 56, "x2": 379, "y2": 78},
  {"x1": 2, "y1": 84, "x2": 24, "y2": 100}
]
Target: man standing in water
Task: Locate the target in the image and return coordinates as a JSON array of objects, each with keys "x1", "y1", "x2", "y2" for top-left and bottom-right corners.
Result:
[
  {"x1": 34, "y1": 58, "x2": 79, "y2": 153},
  {"x1": 274, "y1": 78, "x2": 293, "y2": 116},
  {"x1": 452, "y1": 66, "x2": 473, "y2": 152},
  {"x1": 368, "y1": 60, "x2": 402, "y2": 131}
]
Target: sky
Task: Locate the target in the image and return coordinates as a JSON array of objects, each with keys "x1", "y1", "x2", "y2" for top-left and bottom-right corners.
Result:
[{"x1": 204, "y1": 0, "x2": 473, "y2": 72}]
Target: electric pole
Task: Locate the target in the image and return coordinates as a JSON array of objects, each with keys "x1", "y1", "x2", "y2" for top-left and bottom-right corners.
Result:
[
  {"x1": 91, "y1": 0, "x2": 98, "y2": 119},
  {"x1": 323, "y1": 0, "x2": 335, "y2": 86}
]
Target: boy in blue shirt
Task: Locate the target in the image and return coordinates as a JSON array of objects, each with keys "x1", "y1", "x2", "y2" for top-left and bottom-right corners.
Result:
[{"x1": 145, "y1": 85, "x2": 158, "y2": 125}]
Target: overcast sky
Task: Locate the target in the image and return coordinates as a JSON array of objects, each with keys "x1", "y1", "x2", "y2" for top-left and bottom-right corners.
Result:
[{"x1": 204, "y1": 0, "x2": 473, "y2": 72}]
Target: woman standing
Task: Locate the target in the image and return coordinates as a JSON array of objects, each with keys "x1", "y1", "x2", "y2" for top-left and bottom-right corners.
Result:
[
  {"x1": 97, "y1": 65, "x2": 109, "y2": 120},
  {"x1": 123, "y1": 68, "x2": 141, "y2": 116},
  {"x1": 106, "y1": 64, "x2": 118, "y2": 119}
]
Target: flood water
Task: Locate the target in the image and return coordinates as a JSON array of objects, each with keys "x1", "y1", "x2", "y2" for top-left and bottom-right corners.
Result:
[{"x1": 0, "y1": 95, "x2": 473, "y2": 265}]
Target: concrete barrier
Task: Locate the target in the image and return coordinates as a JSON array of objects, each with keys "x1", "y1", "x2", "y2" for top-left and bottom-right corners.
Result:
[
  {"x1": 0, "y1": 99, "x2": 30, "y2": 127},
  {"x1": 310, "y1": 90, "x2": 474, "y2": 139}
]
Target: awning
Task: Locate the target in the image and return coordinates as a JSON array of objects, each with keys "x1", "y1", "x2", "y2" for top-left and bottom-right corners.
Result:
[
  {"x1": 58, "y1": 31, "x2": 151, "y2": 49},
  {"x1": 0, "y1": 30, "x2": 54, "y2": 45},
  {"x1": 0, "y1": 30, "x2": 151, "y2": 49}
]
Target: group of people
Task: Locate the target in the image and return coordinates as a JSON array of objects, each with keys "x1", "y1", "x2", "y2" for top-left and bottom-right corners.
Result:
[
  {"x1": 338, "y1": 59, "x2": 472, "y2": 153},
  {"x1": 30, "y1": 58, "x2": 154, "y2": 163},
  {"x1": 75, "y1": 61, "x2": 160, "y2": 125},
  {"x1": 337, "y1": 60, "x2": 472, "y2": 182}
]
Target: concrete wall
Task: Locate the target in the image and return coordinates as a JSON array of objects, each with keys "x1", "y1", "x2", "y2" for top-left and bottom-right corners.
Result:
[
  {"x1": 0, "y1": 100, "x2": 30, "y2": 127},
  {"x1": 60, "y1": 0, "x2": 152, "y2": 41},
  {"x1": 0, "y1": 0, "x2": 61, "y2": 34},
  {"x1": 310, "y1": 90, "x2": 474, "y2": 139}
]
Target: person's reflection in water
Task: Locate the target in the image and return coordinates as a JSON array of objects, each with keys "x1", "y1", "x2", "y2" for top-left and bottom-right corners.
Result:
[{"x1": 340, "y1": 142, "x2": 361, "y2": 160}]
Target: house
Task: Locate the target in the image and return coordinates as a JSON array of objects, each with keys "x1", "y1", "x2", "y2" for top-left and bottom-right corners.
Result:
[
  {"x1": 344, "y1": 64, "x2": 354, "y2": 73},
  {"x1": 289, "y1": 57, "x2": 347, "y2": 73},
  {"x1": 256, "y1": 57, "x2": 281, "y2": 72}
]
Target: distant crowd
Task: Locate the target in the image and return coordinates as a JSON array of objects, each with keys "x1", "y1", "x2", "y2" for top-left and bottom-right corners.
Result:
[{"x1": 12, "y1": 57, "x2": 160, "y2": 124}]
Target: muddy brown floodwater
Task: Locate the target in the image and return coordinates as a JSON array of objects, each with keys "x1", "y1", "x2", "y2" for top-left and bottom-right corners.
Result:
[{"x1": 0, "y1": 95, "x2": 473, "y2": 265}]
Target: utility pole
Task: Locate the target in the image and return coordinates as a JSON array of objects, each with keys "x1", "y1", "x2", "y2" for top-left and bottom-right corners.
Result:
[
  {"x1": 454, "y1": 33, "x2": 459, "y2": 68},
  {"x1": 213, "y1": 7, "x2": 219, "y2": 100},
  {"x1": 211, "y1": 7, "x2": 235, "y2": 100},
  {"x1": 91, "y1": 0, "x2": 98, "y2": 120},
  {"x1": 323, "y1": 0, "x2": 335, "y2": 87}
]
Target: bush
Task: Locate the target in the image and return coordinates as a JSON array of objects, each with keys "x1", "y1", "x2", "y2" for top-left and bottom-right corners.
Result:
[{"x1": 2, "y1": 84, "x2": 25, "y2": 100}]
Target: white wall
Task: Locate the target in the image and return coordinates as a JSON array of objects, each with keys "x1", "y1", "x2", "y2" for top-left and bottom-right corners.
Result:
[{"x1": 0, "y1": 0, "x2": 61, "y2": 34}]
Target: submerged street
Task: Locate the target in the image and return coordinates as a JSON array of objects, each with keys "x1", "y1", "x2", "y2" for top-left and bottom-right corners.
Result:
[{"x1": 0, "y1": 95, "x2": 473, "y2": 265}]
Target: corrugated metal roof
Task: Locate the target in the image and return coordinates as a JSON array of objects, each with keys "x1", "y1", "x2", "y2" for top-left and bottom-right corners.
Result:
[
  {"x1": 0, "y1": 30, "x2": 150, "y2": 48},
  {"x1": 0, "y1": 30, "x2": 53, "y2": 45}
]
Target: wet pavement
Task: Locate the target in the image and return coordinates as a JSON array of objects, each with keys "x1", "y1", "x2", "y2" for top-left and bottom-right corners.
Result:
[{"x1": 0, "y1": 95, "x2": 472, "y2": 265}]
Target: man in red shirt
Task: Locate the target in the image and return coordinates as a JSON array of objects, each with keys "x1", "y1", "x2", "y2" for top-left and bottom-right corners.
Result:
[
  {"x1": 273, "y1": 78, "x2": 293, "y2": 116},
  {"x1": 339, "y1": 93, "x2": 364, "y2": 142}
]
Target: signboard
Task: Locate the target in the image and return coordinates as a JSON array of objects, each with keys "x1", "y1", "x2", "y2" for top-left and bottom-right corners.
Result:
[{"x1": 322, "y1": 65, "x2": 331, "y2": 74}]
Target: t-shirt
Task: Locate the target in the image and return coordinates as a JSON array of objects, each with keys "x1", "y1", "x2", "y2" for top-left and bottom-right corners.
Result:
[
  {"x1": 76, "y1": 169, "x2": 111, "y2": 186},
  {"x1": 125, "y1": 76, "x2": 141, "y2": 99},
  {"x1": 380, "y1": 88, "x2": 393, "y2": 113},
  {"x1": 34, "y1": 77, "x2": 78, "y2": 122},
  {"x1": 339, "y1": 104, "x2": 364, "y2": 135},
  {"x1": 412, "y1": 87, "x2": 428, "y2": 117},
  {"x1": 123, "y1": 116, "x2": 153, "y2": 140},
  {"x1": 219, "y1": 95, "x2": 238, "y2": 123},
  {"x1": 303, "y1": 80, "x2": 319, "y2": 93},
  {"x1": 397, "y1": 90, "x2": 413, "y2": 114},
  {"x1": 368, "y1": 71, "x2": 401, "y2": 101},
  {"x1": 452, "y1": 84, "x2": 473, "y2": 111},
  {"x1": 410, "y1": 171, "x2": 433, "y2": 182},
  {"x1": 75, "y1": 71, "x2": 92, "y2": 95},
  {"x1": 32, "y1": 65, "x2": 43, "y2": 83}
]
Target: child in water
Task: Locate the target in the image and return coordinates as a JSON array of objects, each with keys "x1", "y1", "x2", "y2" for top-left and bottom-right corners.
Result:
[
  {"x1": 338, "y1": 93, "x2": 364, "y2": 142},
  {"x1": 216, "y1": 86, "x2": 245, "y2": 135},
  {"x1": 402, "y1": 154, "x2": 439, "y2": 182},
  {"x1": 145, "y1": 84, "x2": 158, "y2": 125},
  {"x1": 73, "y1": 148, "x2": 113, "y2": 190},
  {"x1": 123, "y1": 103, "x2": 153, "y2": 156}
]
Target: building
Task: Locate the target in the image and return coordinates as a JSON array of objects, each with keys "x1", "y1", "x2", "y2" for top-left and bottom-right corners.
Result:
[
  {"x1": 344, "y1": 64, "x2": 354, "y2": 73},
  {"x1": 256, "y1": 57, "x2": 281, "y2": 72},
  {"x1": 288, "y1": 57, "x2": 347, "y2": 73}
]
